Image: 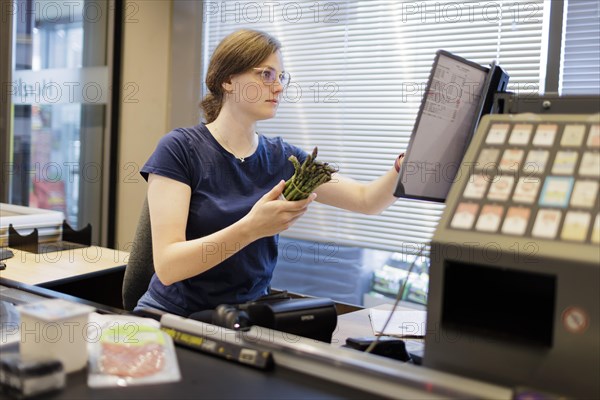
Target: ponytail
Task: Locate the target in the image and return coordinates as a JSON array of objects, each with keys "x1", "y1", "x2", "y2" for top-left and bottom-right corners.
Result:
[{"x1": 200, "y1": 92, "x2": 223, "y2": 124}]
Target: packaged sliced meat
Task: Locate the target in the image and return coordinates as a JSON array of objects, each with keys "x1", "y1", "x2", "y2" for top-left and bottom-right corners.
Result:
[
  {"x1": 99, "y1": 342, "x2": 165, "y2": 378},
  {"x1": 87, "y1": 315, "x2": 180, "y2": 387}
]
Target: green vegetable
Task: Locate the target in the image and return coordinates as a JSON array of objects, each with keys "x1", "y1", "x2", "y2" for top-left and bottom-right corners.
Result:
[{"x1": 283, "y1": 147, "x2": 337, "y2": 200}]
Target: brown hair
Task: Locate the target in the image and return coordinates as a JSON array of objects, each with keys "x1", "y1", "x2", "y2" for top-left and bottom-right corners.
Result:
[{"x1": 200, "y1": 29, "x2": 282, "y2": 123}]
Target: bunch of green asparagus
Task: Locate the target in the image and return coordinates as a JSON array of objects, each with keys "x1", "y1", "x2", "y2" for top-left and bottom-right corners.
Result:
[{"x1": 283, "y1": 147, "x2": 337, "y2": 201}]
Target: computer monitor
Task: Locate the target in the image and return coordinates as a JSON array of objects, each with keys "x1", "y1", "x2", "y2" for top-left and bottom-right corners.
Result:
[{"x1": 394, "y1": 50, "x2": 509, "y2": 202}]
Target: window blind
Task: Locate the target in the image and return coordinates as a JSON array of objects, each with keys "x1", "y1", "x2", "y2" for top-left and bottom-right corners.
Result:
[
  {"x1": 201, "y1": 0, "x2": 547, "y2": 253},
  {"x1": 560, "y1": 0, "x2": 600, "y2": 94}
]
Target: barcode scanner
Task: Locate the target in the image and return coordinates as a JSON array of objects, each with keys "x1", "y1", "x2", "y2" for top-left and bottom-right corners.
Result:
[
  {"x1": 188, "y1": 305, "x2": 251, "y2": 330},
  {"x1": 211, "y1": 305, "x2": 251, "y2": 331}
]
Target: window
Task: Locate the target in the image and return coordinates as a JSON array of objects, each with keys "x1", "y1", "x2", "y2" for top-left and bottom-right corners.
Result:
[
  {"x1": 202, "y1": 0, "x2": 548, "y2": 254},
  {"x1": 4, "y1": 0, "x2": 112, "y2": 243},
  {"x1": 560, "y1": 0, "x2": 600, "y2": 94}
]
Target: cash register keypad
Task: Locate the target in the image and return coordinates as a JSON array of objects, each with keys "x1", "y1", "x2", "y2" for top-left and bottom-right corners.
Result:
[{"x1": 450, "y1": 122, "x2": 600, "y2": 244}]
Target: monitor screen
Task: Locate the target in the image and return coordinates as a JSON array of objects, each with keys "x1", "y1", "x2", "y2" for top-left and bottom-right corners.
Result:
[{"x1": 394, "y1": 50, "x2": 490, "y2": 202}]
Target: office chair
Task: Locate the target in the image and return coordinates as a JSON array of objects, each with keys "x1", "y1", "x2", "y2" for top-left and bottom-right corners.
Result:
[{"x1": 122, "y1": 196, "x2": 155, "y2": 311}]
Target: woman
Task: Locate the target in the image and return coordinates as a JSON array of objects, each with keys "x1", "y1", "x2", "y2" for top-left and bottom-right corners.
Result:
[{"x1": 135, "y1": 29, "x2": 404, "y2": 316}]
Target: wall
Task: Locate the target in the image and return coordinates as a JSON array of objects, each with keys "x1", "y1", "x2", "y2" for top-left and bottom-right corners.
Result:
[
  {"x1": 116, "y1": 0, "x2": 204, "y2": 249},
  {"x1": 116, "y1": 0, "x2": 172, "y2": 247}
]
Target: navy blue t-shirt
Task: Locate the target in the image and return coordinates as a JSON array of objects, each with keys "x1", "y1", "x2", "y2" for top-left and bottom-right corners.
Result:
[{"x1": 140, "y1": 124, "x2": 307, "y2": 316}]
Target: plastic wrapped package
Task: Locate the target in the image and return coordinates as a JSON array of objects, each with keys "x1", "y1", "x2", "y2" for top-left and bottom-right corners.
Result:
[{"x1": 87, "y1": 314, "x2": 180, "y2": 388}]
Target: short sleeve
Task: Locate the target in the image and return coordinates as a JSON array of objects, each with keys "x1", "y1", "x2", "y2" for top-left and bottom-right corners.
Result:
[
  {"x1": 285, "y1": 142, "x2": 309, "y2": 165},
  {"x1": 140, "y1": 130, "x2": 193, "y2": 186}
]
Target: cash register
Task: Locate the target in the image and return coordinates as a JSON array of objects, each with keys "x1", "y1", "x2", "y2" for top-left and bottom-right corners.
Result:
[{"x1": 424, "y1": 111, "x2": 600, "y2": 399}]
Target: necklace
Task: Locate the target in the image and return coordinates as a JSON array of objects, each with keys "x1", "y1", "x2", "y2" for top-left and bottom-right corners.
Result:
[{"x1": 212, "y1": 126, "x2": 257, "y2": 163}]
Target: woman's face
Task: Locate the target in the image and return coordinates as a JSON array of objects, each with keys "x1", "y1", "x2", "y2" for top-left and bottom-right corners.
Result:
[{"x1": 224, "y1": 51, "x2": 286, "y2": 122}]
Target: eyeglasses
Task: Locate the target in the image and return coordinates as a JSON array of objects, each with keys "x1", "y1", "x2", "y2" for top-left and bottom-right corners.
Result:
[{"x1": 253, "y1": 67, "x2": 291, "y2": 87}]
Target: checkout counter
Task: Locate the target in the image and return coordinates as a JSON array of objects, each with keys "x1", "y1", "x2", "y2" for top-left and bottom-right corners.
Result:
[{"x1": 1, "y1": 278, "x2": 511, "y2": 399}]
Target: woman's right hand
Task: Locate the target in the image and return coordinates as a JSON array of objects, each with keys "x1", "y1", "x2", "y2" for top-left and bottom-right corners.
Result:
[{"x1": 244, "y1": 180, "x2": 317, "y2": 238}]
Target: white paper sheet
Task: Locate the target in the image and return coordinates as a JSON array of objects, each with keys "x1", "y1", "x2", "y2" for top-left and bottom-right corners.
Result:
[{"x1": 369, "y1": 309, "x2": 427, "y2": 337}]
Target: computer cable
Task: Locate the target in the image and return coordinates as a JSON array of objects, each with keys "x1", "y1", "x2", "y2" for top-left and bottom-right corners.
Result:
[{"x1": 364, "y1": 244, "x2": 427, "y2": 354}]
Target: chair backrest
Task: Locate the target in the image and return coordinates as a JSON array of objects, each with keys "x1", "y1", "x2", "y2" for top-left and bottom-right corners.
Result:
[{"x1": 122, "y1": 197, "x2": 155, "y2": 311}]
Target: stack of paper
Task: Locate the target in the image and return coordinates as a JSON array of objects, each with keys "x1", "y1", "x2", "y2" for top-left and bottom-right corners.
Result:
[{"x1": 0, "y1": 203, "x2": 64, "y2": 246}]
